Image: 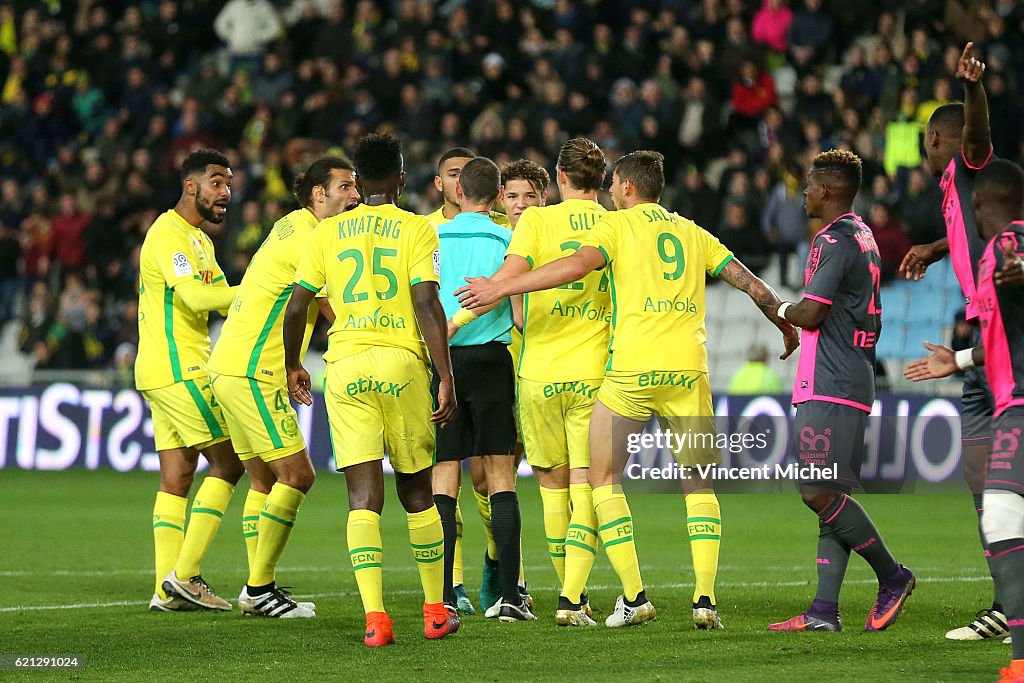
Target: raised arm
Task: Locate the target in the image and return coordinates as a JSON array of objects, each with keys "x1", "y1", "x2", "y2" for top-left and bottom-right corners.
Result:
[
  {"x1": 718, "y1": 258, "x2": 799, "y2": 359},
  {"x1": 957, "y1": 42, "x2": 992, "y2": 168},
  {"x1": 412, "y1": 281, "x2": 456, "y2": 427}
]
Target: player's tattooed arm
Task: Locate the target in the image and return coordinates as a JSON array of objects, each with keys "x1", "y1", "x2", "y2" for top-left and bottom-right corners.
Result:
[
  {"x1": 719, "y1": 258, "x2": 799, "y2": 360},
  {"x1": 957, "y1": 42, "x2": 992, "y2": 167},
  {"x1": 284, "y1": 284, "x2": 316, "y2": 406}
]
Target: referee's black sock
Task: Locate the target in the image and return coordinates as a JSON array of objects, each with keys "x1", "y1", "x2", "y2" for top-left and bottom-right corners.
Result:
[
  {"x1": 490, "y1": 491, "x2": 522, "y2": 605},
  {"x1": 433, "y1": 494, "x2": 458, "y2": 606}
]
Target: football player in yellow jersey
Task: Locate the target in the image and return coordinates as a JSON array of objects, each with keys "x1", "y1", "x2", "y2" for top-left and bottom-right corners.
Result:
[
  {"x1": 284, "y1": 133, "x2": 459, "y2": 646},
  {"x1": 458, "y1": 150, "x2": 799, "y2": 629},
  {"x1": 459, "y1": 140, "x2": 606, "y2": 624},
  {"x1": 426, "y1": 147, "x2": 513, "y2": 229},
  {"x1": 138, "y1": 150, "x2": 243, "y2": 613},
  {"x1": 207, "y1": 156, "x2": 360, "y2": 618},
  {"x1": 424, "y1": 146, "x2": 511, "y2": 614}
]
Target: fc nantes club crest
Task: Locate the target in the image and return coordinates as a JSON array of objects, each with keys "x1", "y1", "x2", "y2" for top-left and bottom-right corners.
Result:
[{"x1": 280, "y1": 415, "x2": 299, "y2": 438}]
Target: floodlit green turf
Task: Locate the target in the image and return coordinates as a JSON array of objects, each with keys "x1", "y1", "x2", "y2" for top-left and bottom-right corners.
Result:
[{"x1": 0, "y1": 469, "x2": 1014, "y2": 681}]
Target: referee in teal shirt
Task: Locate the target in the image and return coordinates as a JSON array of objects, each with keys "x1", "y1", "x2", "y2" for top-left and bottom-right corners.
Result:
[{"x1": 431, "y1": 157, "x2": 534, "y2": 621}]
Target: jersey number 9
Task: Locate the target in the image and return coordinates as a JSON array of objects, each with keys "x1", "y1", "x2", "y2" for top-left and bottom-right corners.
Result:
[{"x1": 657, "y1": 232, "x2": 685, "y2": 281}]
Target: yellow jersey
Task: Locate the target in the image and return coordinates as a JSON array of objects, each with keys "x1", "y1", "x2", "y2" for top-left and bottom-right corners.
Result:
[
  {"x1": 506, "y1": 199, "x2": 610, "y2": 381},
  {"x1": 425, "y1": 205, "x2": 512, "y2": 229},
  {"x1": 578, "y1": 203, "x2": 733, "y2": 372},
  {"x1": 294, "y1": 203, "x2": 440, "y2": 364},
  {"x1": 136, "y1": 209, "x2": 228, "y2": 391},
  {"x1": 209, "y1": 208, "x2": 320, "y2": 385}
]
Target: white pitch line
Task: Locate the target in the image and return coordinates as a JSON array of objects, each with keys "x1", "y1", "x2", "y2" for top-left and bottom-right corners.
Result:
[{"x1": 0, "y1": 575, "x2": 989, "y2": 613}]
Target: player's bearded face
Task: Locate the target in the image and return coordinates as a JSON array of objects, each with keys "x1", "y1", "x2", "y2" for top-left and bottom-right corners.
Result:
[
  {"x1": 194, "y1": 166, "x2": 232, "y2": 224},
  {"x1": 323, "y1": 169, "x2": 361, "y2": 216}
]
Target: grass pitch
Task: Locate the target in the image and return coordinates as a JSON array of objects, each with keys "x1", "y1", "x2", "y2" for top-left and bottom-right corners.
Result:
[{"x1": 0, "y1": 469, "x2": 1012, "y2": 681}]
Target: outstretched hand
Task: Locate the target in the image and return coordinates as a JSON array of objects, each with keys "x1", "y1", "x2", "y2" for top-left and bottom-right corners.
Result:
[
  {"x1": 455, "y1": 276, "x2": 504, "y2": 310},
  {"x1": 903, "y1": 342, "x2": 958, "y2": 382}
]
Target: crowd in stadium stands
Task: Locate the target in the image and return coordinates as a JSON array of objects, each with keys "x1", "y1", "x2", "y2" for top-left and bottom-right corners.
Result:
[{"x1": 0, "y1": 0, "x2": 1023, "y2": 373}]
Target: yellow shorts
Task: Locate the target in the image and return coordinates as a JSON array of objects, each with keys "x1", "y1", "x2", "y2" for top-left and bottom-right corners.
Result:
[
  {"x1": 210, "y1": 373, "x2": 305, "y2": 462},
  {"x1": 142, "y1": 379, "x2": 230, "y2": 452},
  {"x1": 324, "y1": 347, "x2": 435, "y2": 474},
  {"x1": 598, "y1": 370, "x2": 719, "y2": 467},
  {"x1": 517, "y1": 377, "x2": 601, "y2": 470}
]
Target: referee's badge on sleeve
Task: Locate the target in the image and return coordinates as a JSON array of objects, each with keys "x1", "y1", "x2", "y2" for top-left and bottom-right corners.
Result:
[{"x1": 433, "y1": 249, "x2": 441, "y2": 275}]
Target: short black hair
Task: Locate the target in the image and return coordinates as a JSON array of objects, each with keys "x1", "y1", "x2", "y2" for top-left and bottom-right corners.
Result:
[
  {"x1": 613, "y1": 150, "x2": 665, "y2": 200},
  {"x1": 180, "y1": 149, "x2": 229, "y2": 182},
  {"x1": 353, "y1": 133, "x2": 403, "y2": 182},
  {"x1": 928, "y1": 103, "x2": 965, "y2": 136},
  {"x1": 437, "y1": 147, "x2": 476, "y2": 173},
  {"x1": 810, "y1": 148, "x2": 863, "y2": 200},
  {"x1": 459, "y1": 157, "x2": 501, "y2": 204},
  {"x1": 292, "y1": 156, "x2": 355, "y2": 208},
  {"x1": 501, "y1": 159, "x2": 550, "y2": 193},
  {"x1": 975, "y1": 159, "x2": 1024, "y2": 213}
]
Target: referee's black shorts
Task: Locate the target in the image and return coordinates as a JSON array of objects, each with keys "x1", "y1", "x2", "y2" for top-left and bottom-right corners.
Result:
[{"x1": 432, "y1": 341, "x2": 517, "y2": 461}]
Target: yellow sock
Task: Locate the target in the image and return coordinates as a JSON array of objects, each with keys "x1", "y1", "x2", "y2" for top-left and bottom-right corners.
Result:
[
  {"x1": 685, "y1": 490, "x2": 721, "y2": 605},
  {"x1": 594, "y1": 484, "x2": 644, "y2": 601},
  {"x1": 348, "y1": 509, "x2": 384, "y2": 614},
  {"x1": 539, "y1": 486, "x2": 570, "y2": 585},
  {"x1": 408, "y1": 506, "x2": 445, "y2": 605},
  {"x1": 174, "y1": 477, "x2": 234, "y2": 579},
  {"x1": 453, "y1": 502, "x2": 464, "y2": 585},
  {"x1": 242, "y1": 489, "x2": 268, "y2": 576},
  {"x1": 153, "y1": 492, "x2": 186, "y2": 598},
  {"x1": 249, "y1": 483, "x2": 305, "y2": 587},
  {"x1": 563, "y1": 483, "x2": 598, "y2": 603},
  {"x1": 473, "y1": 488, "x2": 498, "y2": 561}
]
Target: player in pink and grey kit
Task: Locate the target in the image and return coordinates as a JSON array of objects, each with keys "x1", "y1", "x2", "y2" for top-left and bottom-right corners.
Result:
[
  {"x1": 898, "y1": 42, "x2": 1022, "y2": 641},
  {"x1": 906, "y1": 159, "x2": 1024, "y2": 682},
  {"x1": 768, "y1": 150, "x2": 914, "y2": 633}
]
